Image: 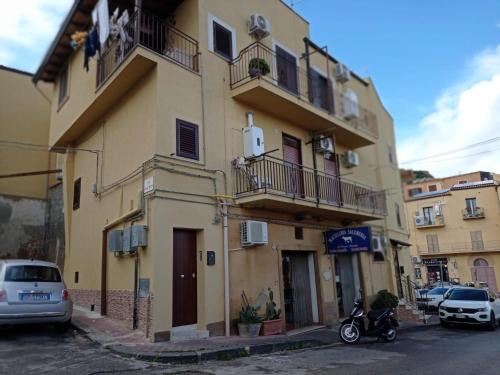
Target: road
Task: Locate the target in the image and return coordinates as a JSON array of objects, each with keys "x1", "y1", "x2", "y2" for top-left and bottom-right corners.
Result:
[{"x1": 1, "y1": 324, "x2": 500, "y2": 374}]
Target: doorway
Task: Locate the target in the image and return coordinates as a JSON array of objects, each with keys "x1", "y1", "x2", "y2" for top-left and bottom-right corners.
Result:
[
  {"x1": 392, "y1": 245, "x2": 404, "y2": 298},
  {"x1": 472, "y1": 258, "x2": 497, "y2": 293},
  {"x1": 335, "y1": 253, "x2": 361, "y2": 317},
  {"x1": 323, "y1": 154, "x2": 341, "y2": 205},
  {"x1": 283, "y1": 134, "x2": 304, "y2": 197},
  {"x1": 276, "y1": 45, "x2": 298, "y2": 95},
  {"x1": 282, "y1": 252, "x2": 319, "y2": 330},
  {"x1": 172, "y1": 229, "x2": 197, "y2": 327}
]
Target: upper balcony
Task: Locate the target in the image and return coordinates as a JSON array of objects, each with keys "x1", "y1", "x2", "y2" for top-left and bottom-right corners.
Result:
[
  {"x1": 414, "y1": 214, "x2": 445, "y2": 229},
  {"x1": 229, "y1": 43, "x2": 378, "y2": 149},
  {"x1": 232, "y1": 155, "x2": 387, "y2": 221},
  {"x1": 416, "y1": 240, "x2": 500, "y2": 255},
  {"x1": 462, "y1": 207, "x2": 485, "y2": 220}
]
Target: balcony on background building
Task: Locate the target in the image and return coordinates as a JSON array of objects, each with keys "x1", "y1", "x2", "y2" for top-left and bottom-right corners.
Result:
[
  {"x1": 232, "y1": 155, "x2": 387, "y2": 221},
  {"x1": 414, "y1": 214, "x2": 445, "y2": 229},
  {"x1": 229, "y1": 42, "x2": 378, "y2": 149},
  {"x1": 416, "y1": 240, "x2": 500, "y2": 255},
  {"x1": 462, "y1": 207, "x2": 485, "y2": 220}
]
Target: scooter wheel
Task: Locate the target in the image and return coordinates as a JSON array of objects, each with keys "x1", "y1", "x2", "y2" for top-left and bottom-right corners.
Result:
[
  {"x1": 382, "y1": 325, "x2": 397, "y2": 343},
  {"x1": 339, "y1": 323, "x2": 361, "y2": 344}
]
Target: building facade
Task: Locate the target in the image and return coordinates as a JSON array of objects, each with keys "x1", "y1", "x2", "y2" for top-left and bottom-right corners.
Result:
[
  {"x1": 0, "y1": 66, "x2": 64, "y2": 266},
  {"x1": 404, "y1": 174, "x2": 500, "y2": 292},
  {"x1": 34, "y1": 0, "x2": 409, "y2": 341}
]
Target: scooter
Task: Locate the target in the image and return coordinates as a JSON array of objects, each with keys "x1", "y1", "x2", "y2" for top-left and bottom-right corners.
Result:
[{"x1": 339, "y1": 297, "x2": 399, "y2": 344}]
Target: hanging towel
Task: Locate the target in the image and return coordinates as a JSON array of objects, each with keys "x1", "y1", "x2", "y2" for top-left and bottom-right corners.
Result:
[
  {"x1": 97, "y1": 0, "x2": 109, "y2": 46},
  {"x1": 84, "y1": 27, "x2": 100, "y2": 71}
]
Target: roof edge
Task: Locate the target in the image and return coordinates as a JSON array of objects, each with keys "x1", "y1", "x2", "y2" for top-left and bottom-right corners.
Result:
[{"x1": 0, "y1": 65, "x2": 33, "y2": 77}]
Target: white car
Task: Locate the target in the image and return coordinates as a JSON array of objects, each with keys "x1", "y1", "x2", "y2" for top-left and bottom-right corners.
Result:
[
  {"x1": 0, "y1": 260, "x2": 73, "y2": 330},
  {"x1": 417, "y1": 287, "x2": 450, "y2": 310},
  {"x1": 439, "y1": 287, "x2": 500, "y2": 330}
]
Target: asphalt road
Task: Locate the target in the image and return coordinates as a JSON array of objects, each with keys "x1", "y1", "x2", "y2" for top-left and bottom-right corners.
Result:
[{"x1": 1, "y1": 324, "x2": 500, "y2": 374}]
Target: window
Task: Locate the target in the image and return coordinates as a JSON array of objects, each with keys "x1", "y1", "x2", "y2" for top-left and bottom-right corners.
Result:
[
  {"x1": 395, "y1": 203, "x2": 402, "y2": 227},
  {"x1": 458, "y1": 180, "x2": 467, "y2": 184},
  {"x1": 428, "y1": 184, "x2": 437, "y2": 192},
  {"x1": 373, "y1": 251, "x2": 385, "y2": 262},
  {"x1": 415, "y1": 268, "x2": 422, "y2": 279},
  {"x1": 470, "y1": 231, "x2": 484, "y2": 250},
  {"x1": 294, "y1": 227, "x2": 303, "y2": 240},
  {"x1": 426, "y1": 234, "x2": 439, "y2": 253},
  {"x1": 58, "y1": 65, "x2": 69, "y2": 106},
  {"x1": 74, "y1": 271, "x2": 79, "y2": 284},
  {"x1": 276, "y1": 45, "x2": 298, "y2": 94},
  {"x1": 213, "y1": 22, "x2": 232, "y2": 59},
  {"x1": 73, "y1": 178, "x2": 81, "y2": 210},
  {"x1": 408, "y1": 187, "x2": 422, "y2": 197},
  {"x1": 399, "y1": 266, "x2": 405, "y2": 275},
  {"x1": 309, "y1": 68, "x2": 331, "y2": 111},
  {"x1": 387, "y1": 145, "x2": 394, "y2": 164},
  {"x1": 176, "y1": 119, "x2": 199, "y2": 160},
  {"x1": 422, "y1": 206, "x2": 434, "y2": 224},
  {"x1": 465, "y1": 198, "x2": 477, "y2": 214},
  {"x1": 474, "y1": 258, "x2": 489, "y2": 267},
  {"x1": 5, "y1": 265, "x2": 61, "y2": 282},
  {"x1": 447, "y1": 288, "x2": 487, "y2": 301}
]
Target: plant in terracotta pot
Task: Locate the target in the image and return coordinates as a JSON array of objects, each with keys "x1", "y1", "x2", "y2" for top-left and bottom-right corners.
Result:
[
  {"x1": 261, "y1": 288, "x2": 283, "y2": 336},
  {"x1": 248, "y1": 57, "x2": 270, "y2": 78},
  {"x1": 238, "y1": 292, "x2": 263, "y2": 338}
]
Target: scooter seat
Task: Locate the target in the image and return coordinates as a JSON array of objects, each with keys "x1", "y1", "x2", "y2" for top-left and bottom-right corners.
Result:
[{"x1": 367, "y1": 308, "x2": 390, "y2": 321}]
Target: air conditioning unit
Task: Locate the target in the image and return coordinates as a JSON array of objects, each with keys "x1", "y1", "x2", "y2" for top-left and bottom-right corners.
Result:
[
  {"x1": 414, "y1": 215, "x2": 425, "y2": 226},
  {"x1": 315, "y1": 137, "x2": 334, "y2": 154},
  {"x1": 342, "y1": 150, "x2": 359, "y2": 168},
  {"x1": 372, "y1": 235, "x2": 383, "y2": 252},
  {"x1": 343, "y1": 96, "x2": 360, "y2": 120},
  {"x1": 335, "y1": 63, "x2": 351, "y2": 83},
  {"x1": 249, "y1": 14, "x2": 271, "y2": 39},
  {"x1": 412, "y1": 256, "x2": 422, "y2": 264},
  {"x1": 241, "y1": 220, "x2": 268, "y2": 246}
]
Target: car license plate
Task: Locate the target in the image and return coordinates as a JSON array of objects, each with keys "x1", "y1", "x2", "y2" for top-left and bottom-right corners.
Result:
[
  {"x1": 455, "y1": 314, "x2": 466, "y2": 319},
  {"x1": 20, "y1": 293, "x2": 50, "y2": 301}
]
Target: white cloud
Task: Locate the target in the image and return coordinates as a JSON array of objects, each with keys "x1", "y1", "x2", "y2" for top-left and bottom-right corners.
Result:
[
  {"x1": 0, "y1": 0, "x2": 73, "y2": 71},
  {"x1": 398, "y1": 45, "x2": 500, "y2": 178}
]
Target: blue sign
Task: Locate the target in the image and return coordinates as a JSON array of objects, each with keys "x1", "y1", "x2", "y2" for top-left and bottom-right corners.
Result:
[{"x1": 325, "y1": 227, "x2": 372, "y2": 254}]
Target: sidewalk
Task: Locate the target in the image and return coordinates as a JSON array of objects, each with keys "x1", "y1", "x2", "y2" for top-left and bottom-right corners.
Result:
[{"x1": 72, "y1": 306, "x2": 439, "y2": 364}]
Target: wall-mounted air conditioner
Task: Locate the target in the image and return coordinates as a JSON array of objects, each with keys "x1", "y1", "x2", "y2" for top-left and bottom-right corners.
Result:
[
  {"x1": 343, "y1": 90, "x2": 360, "y2": 120},
  {"x1": 414, "y1": 215, "x2": 425, "y2": 226},
  {"x1": 412, "y1": 256, "x2": 422, "y2": 264},
  {"x1": 342, "y1": 150, "x2": 359, "y2": 168},
  {"x1": 241, "y1": 220, "x2": 268, "y2": 246},
  {"x1": 315, "y1": 137, "x2": 334, "y2": 154},
  {"x1": 335, "y1": 63, "x2": 351, "y2": 83},
  {"x1": 372, "y1": 235, "x2": 383, "y2": 253},
  {"x1": 249, "y1": 13, "x2": 271, "y2": 39}
]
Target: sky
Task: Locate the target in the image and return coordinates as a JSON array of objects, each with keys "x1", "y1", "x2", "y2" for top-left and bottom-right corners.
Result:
[{"x1": 1, "y1": 1, "x2": 499, "y2": 178}]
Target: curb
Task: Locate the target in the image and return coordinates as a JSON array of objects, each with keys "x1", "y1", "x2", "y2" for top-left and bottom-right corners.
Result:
[
  {"x1": 107, "y1": 339, "x2": 330, "y2": 364},
  {"x1": 398, "y1": 323, "x2": 441, "y2": 334}
]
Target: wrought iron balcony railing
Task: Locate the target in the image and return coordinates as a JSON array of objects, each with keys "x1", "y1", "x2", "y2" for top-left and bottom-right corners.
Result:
[{"x1": 462, "y1": 207, "x2": 485, "y2": 219}]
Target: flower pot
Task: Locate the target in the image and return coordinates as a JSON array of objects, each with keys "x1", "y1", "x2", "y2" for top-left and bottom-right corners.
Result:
[
  {"x1": 238, "y1": 323, "x2": 262, "y2": 338},
  {"x1": 249, "y1": 67, "x2": 263, "y2": 78},
  {"x1": 261, "y1": 319, "x2": 283, "y2": 336}
]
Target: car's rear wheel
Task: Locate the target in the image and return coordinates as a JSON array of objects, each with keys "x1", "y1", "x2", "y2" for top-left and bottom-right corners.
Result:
[
  {"x1": 56, "y1": 319, "x2": 72, "y2": 333},
  {"x1": 440, "y1": 319, "x2": 450, "y2": 328},
  {"x1": 488, "y1": 313, "x2": 496, "y2": 331}
]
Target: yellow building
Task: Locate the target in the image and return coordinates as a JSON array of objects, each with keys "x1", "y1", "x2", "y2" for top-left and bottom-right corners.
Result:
[
  {"x1": 404, "y1": 173, "x2": 500, "y2": 292},
  {"x1": 33, "y1": 0, "x2": 409, "y2": 341}
]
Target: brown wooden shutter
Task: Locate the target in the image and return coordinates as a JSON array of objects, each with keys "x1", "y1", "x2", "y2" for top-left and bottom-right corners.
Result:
[
  {"x1": 176, "y1": 119, "x2": 199, "y2": 160},
  {"x1": 470, "y1": 231, "x2": 484, "y2": 250},
  {"x1": 426, "y1": 234, "x2": 439, "y2": 253}
]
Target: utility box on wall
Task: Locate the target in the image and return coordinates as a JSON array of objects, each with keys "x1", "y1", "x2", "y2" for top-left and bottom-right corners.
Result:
[
  {"x1": 131, "y1": 225, "x2": 148, "y2": 248},
  {"x1": 107, "y1": 230, "x2": 123, "y2": 252},
  {"x1": 123, "y1": 227, "x2": 132, "y2": 252}
]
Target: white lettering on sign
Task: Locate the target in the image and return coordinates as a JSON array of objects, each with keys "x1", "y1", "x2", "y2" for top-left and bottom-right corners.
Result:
[{"x1": 144, "y1": 176, "x2": 154, "y2": 194}]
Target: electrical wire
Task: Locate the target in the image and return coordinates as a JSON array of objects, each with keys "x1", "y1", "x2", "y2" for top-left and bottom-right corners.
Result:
[
  {"x1": 411, "y1": 147, "x2": 500, "y2": 165},
  {"x1": 0, "y1": 140, "x2": 100, "y2": 154}
]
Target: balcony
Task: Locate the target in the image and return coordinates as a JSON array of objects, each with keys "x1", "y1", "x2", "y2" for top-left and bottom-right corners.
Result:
[
  {"x1": 462, "y1": 207, "x2": 485, "y2": 220},
  {"x1": 229, "y1": 43, "x2": 378, "y2": 149},
  {"x1": 415, "y1": 215, "x2": 445, "y2": 229},
  {"x1": 97, "y1": 10, "x2": 199, "y2": 88},
  {"x1": 416, "y1": 240, "x2": 500, "y2": 255},
  {"x1": 232, "y1": 155, "x2": 387, "y2": 221}
]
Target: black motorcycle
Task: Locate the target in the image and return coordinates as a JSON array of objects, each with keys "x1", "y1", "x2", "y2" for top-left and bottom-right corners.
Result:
[{"x1": 339, "y1": 298, "x2": 399, "y2": 344}]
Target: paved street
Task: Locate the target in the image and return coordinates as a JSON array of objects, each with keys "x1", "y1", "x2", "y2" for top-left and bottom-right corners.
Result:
[{"x1": 2, "y1": 324, "x2": 500, "y2": 374}]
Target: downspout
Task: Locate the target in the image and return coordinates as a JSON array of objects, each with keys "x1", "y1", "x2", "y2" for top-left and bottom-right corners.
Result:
[{"x1": 222, "y1": 202, "x2": 230, "y2": 336}]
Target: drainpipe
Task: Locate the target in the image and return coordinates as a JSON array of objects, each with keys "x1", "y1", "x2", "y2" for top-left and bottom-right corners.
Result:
[{"x1": 222, "y1": 202, "x2": 230, "y2": 336}]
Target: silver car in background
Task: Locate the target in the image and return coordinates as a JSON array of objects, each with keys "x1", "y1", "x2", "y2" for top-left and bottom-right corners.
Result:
[{"x1": 0, "y1": 260, "x2": 72, "y2": 330}]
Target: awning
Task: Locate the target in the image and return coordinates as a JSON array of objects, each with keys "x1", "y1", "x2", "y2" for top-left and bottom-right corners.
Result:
[{"x1": 390, "y1": 238, "x2": 411, "y2": 247}]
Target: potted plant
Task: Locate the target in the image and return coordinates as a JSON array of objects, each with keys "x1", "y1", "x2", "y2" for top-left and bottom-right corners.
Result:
[
  {"x1": 248, "y1": 57, "x2": 270, "y2": 78},
  {"x1": 238, "y1": 292, "x2": 263, "y2": 338},
  {"x1": 261, "y1": 288, "x2": 283, "y2": 336}
]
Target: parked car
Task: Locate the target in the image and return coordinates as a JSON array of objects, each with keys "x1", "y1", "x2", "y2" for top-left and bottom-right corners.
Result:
[
  {"x1": 0, "y1": 260, "x2": 72, "y2": 330},
  {"x1": 417, "y1": 287, "x2": 450, "y2": 310},
  {"x1": 439, "y1": 287, "x2": 500, "y2": 330}
]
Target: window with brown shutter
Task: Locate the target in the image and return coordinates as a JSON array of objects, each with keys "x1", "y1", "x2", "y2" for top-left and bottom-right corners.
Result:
[
  {"x1": 426, "y1": 234, "x2": 439, "y2": 253},
  {"x1": 213, "y1": 22, "x2": 232, "y2": 59},
  {"x1": 176, "y1": 119, "x2": 199, "y2": 160},
  {"x1": 59, "y1": 64, "x2": 69, "y2": 106},
  {"x1": 73, "y1": 178, "x2": 81, "y2": 210},
  {"x1": 470, "y1": 231, "x2": 484, "y2": 250}
]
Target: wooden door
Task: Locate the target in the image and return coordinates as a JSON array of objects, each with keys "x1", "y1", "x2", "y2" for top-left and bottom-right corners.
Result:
[
  {"x1": 173, "y1": 229, "x2": 197, "y2": 327},
  {"x1": 282, "y1": 252, "x2": 314, "y2": 330},
  {"x1": 472, "y1": 260, "x2": 497, "y2": 293},
  {"x1": 324, "y1": 155, "x2": 341, "y2": 204},
  {"x1": 276, "y1": 46, "x2": 298, "y2": 95},
  {"x1": 283, "y1": 134, "x2": 304, "y2": 197}
]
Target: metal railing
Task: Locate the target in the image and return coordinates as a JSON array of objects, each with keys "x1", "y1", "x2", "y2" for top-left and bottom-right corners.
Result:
[
  {"x1": 229, "y1": 42, "x2": 378, "y2": 139},
  {"x1": 416, "y1": 240, "x2": 500, "y2": 254},
  {"x1": 232, "y1": 155, "x2": 387, "y2": 216},
  {"x1": 415, "y1": 214, "x2": 445, "y2": 227},
  {"x1": 462, "y1": 207, "x2": 485, "y2": 219},
  {"x1": 401, "y1": 276, "x2": 430, "y2": 322},
  {"x1": 97, "y1": 10, "x2": 199, "y2": 87}
]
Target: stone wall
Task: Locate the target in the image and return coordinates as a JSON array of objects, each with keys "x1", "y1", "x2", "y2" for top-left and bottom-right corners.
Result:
[{"x1": 46, "y1": 184, "x2": 65, "y2": 269}]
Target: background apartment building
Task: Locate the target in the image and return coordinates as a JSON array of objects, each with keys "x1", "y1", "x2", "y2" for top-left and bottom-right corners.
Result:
[
  {"x1": 404, "y1": 172, "x2": 500, "y2": 292},
  {"x1": 0, "y1": 66, "x2": 64, "y2": 266},
  {"x1": 33, "y1": 0, "x2": 409, "y2": 341}
]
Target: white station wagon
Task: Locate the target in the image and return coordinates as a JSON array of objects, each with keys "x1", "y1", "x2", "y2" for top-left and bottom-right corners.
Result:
[{"x1": 0, "y1": 260, "x2": 72, "y2": 330}]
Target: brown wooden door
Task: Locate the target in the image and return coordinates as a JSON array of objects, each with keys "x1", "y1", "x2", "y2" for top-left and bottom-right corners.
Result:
[
  {"x1": 173, "y1": 229, "x2": 197, "y2": 327},
  {"x1": 283, "y1": 134, "x2": 304, "y2": 197},
  {"x1": 324, "y1": 155, "x2": 341, "y2": 204},
  {"x1": 276, "y1": 46, "x2": 298, "y2": 95}
]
